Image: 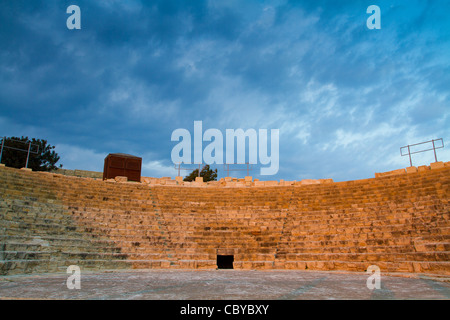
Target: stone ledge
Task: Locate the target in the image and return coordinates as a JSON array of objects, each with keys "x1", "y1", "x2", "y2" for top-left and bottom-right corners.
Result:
[
  {"x1": 430, "y1": 161, "x2": 445, "y2": 170},
  {"x1": 375, "y1": 168, "x2": 406, "y2": 178},
  {"x1": 30, "y1": 161, "x2": 446, "y2": 188},
  {"x1": 114, "y1": 176, "x2": 128, "y2": 183},
  {"x1": 2, "y1": 161, "x2": 447, "y2": 189},
  {"x1": 406, "y1": 166, "x2": 417, "y2": 174}
]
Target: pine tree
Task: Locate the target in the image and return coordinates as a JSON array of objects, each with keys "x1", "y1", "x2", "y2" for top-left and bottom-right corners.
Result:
[
  {"x1": 0, "y1": 136, "x2": 60, "y2": 171},
  {"x1": 183, "y1": 165, "x2": 218, "y2": 182}
]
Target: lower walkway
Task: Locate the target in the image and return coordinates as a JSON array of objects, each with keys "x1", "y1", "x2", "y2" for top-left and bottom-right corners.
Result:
[{"x1": 1, "y1": 270, "x2": 448, "y2": 300}]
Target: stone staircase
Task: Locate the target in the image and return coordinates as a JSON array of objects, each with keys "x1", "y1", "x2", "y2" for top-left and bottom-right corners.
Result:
[
  {"x1": 274, "y1": 172, "x2": 449, "y2": 274},
  {"x1": 0, "y1": 167, "x2": 171, "y2": 274},
  {"x1": 0, "y1": 163, "x2": 449, "y2": 276}
]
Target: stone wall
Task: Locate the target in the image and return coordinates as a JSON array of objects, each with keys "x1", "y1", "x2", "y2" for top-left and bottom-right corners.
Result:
[
  {"x1": 0, "y1": 162, "x2": 449, "y2": 276},
  {"x1": 51, "y1": 168, "x2": 103, "y2": 179}
]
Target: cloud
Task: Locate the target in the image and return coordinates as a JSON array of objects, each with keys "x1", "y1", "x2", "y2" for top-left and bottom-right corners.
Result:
[
  {"x1": 1, "y1": 0, "x2": 449, "y2": 183},
  {"x1": 142, "y1": 159, "x2": 176, "y2": 178},
  {"x1": 56, "y1": 144, "x2": 106, "y2": 172}
]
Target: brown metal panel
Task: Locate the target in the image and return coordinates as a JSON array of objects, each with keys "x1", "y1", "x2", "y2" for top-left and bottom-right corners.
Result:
[{"x1": 103, "y1": 153, "x2": 142, "y2": 182}]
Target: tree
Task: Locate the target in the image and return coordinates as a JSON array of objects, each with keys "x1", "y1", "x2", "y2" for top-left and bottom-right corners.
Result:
[
  {"x1": 183, "y1": 164, "x2": 218, "y2": 182},
  {"x1": 0, "y1": 136, "x2": 61, "y2": 171}
]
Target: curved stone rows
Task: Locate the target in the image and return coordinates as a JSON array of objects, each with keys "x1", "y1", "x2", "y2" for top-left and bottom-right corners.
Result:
[{"x1": 0, "y1": 163, "x2": 449, "y2": 277}]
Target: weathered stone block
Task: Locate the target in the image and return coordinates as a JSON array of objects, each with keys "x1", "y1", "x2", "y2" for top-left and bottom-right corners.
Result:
[
  {"x1": 115, "y1": 176, "x2": 128, "y2": 182},
  {"x1": 273, "y1": 261, "x2": 286, "y2": 269},
  {"x1": 300, "y1": 179, "x2": 320, "y2": 185},
  {"x1": 406, "y1": 166, "x2": 417, "y2": 174},
  {"x1": 217, "y1": 249, "x2": 234, "y2": 255},
  {"x1": 375, "y1": 168, "x2": 406, "y2": 178},
  {"x1": 430, "y1": 161, "x2": 444, "y2": 170}
]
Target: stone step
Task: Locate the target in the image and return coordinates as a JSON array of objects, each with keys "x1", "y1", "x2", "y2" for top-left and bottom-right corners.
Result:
[
  {"x1": 1, "y1": 164, "x2": 449, "y2": 276},
  {"x1": 275, "y1": 251, "x2": 450, "y2": 262},
  {"x1": 271, "y1": 260, "x2": 450, "y2": 274},
  {"x1": 0, "y1": 240, "x2": 125, "y2": 254},
  {"x1": 275, "y1": 244, "x2": 417, "y2": 254},
  {"x1": 0, "y1": 259, "x2": 134, "y2": 275}
]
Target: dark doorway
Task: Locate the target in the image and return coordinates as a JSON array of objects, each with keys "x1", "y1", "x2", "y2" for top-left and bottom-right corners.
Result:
[{"x1": 217, "y1": 255, "x2": 234, "y2": 269}]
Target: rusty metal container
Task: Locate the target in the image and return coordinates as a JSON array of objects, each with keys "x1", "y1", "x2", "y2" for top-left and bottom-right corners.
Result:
[{"x1": 103, "y1": 153, "x2": 142, "y2": 182}]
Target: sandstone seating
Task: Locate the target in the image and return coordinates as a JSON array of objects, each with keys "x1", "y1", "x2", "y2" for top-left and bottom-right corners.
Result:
[{"x1": 0, "y1": 163, "x2": 449, "y2": 277}]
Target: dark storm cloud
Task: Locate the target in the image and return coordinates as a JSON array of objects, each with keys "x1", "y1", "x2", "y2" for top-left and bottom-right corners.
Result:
[{"x1": 0, "y1": 0, "x2": 449, "y2": 180}]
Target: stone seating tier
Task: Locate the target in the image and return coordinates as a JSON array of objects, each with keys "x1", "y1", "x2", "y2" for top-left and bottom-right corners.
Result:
[{"x1": 0, "y1": 163, "x2": 449, "y2": 276}]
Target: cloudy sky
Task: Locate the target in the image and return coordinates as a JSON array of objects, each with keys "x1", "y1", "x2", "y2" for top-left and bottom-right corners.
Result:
[{"x1": 1, "y1": 0, "x2": 449, "y2": 182}]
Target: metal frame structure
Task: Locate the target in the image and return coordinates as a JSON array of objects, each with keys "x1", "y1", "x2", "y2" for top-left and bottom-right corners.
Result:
[
  {"x1": 0, "y1": 136, "x2": 40, "y2": 168},
  {"x1": 400, "y1": 138, "x2": 444, "y2": 166},
  {"x1": 174, "y1": 163, "x2": 253, "y2": 178},
  {"x1": 223, "y1": 163, "x2": 253, "y2": 177},
  {"x1": 174, "y1": 163, "x2": 204, "y2": 177}
]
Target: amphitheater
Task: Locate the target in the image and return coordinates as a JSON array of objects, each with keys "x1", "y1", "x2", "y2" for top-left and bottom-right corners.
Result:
[{"x1": 0, "y1": 161, "x2": 449, "y2": 300}]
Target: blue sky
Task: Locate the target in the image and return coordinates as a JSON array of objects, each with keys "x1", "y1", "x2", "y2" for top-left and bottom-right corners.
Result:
[{"x1": 1, "y1": 0, "x2": 449, "y2": 181}]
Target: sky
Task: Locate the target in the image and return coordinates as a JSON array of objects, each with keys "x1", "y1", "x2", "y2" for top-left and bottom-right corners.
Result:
[{"x1": 1, "y1": 0, "x2": 449, "y2": 182}]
